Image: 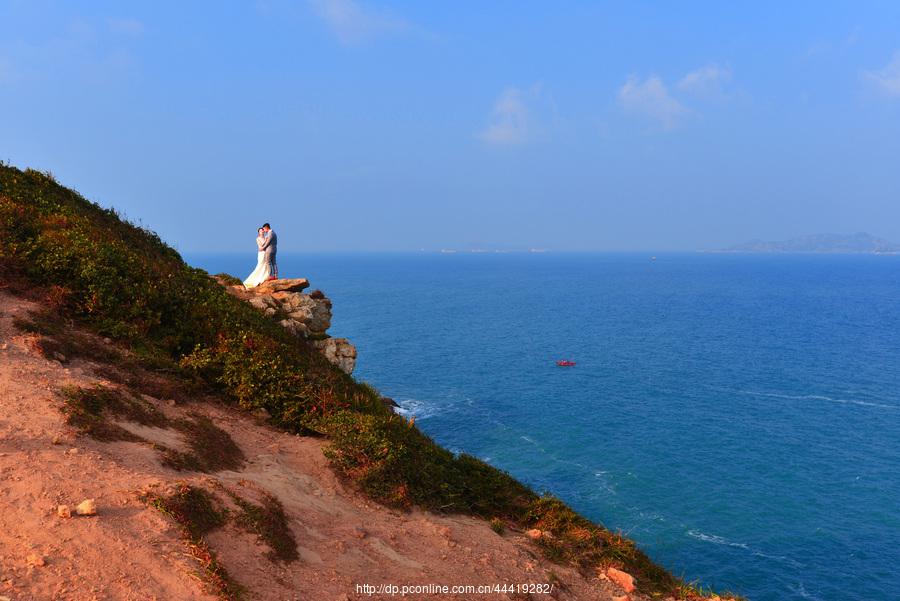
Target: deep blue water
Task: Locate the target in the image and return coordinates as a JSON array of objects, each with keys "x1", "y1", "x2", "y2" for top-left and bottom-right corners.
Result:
[{"x1": 189, "y1": 252, "x2": 900, "y2": 601}]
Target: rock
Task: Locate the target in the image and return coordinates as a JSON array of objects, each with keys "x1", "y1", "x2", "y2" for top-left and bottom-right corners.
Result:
[
  {"x1": 351, "y1": 527, "x2": 367, "y2": 539},
  {"x1": 26, "y1": 553, "x2": 46, "y2": 567},
  {"x1": 313, "y1": 338, "x2": 357, "y2": 374},
  {"x1": 308, "y1": 300, "x2": 332, "y2": 334},
  {"x1": 606, "y1": 567, "x2": 635, "y2": 593},
  {"x1": 252, "y1": 290, "x2": 334, "y2": 336},
  {"x1": 57, "y1": 505, "x2": 71, "y2": 518},
  {"x1": 278, "y1": 319, "x2": 310, "y2": 338},
  {"x1": 612, "y1": 596, "x2": 630, "y2": 601},
  {"x1": 52, "y1": 351, "x2": 67, "y2": 363},
  {"x1": 283, "y1": 294, "x2": 332, "y2": 334},
  {"x1": 253, "y1": 278, "x2": 310, "y2": 294},
  {"x1": 525, "y1": 528, "x2": 543, "y2": 540},
  {"x1": 381, "y1": 396, "x2": 400, "y2": 411},
  {"x1": 248, "y1": 297, "x2": 269, "y2": 310},
  {"x1": 75, "y1": 499, "x2": 97, "y2": 516},
  {"x1": 275, "y1": 291, "x2": 306, "y2": 309},
  {"x1": 66, "y1": 447, "x2": 78, "y2": 455},
  {"x1": 103, "y1": 337, "x2": 112, "y2": 344},
  {"x1": 287, "y1": 308, "x2": 313, "y2": 322}
]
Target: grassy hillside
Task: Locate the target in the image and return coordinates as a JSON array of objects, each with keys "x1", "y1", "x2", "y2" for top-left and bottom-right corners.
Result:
[{"x1": 0, "y1": 164, "x2": 734, "y2": 599}]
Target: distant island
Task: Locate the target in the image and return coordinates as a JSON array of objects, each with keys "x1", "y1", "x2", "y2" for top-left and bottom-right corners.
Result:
[{"x1": 714, "y1": 232, "x2": 900, "y2": 254}]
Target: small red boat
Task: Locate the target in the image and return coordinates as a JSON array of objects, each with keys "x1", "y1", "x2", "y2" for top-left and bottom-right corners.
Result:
[{"x1": 556, "y1": 360, "x2": 576, "y2": 367}]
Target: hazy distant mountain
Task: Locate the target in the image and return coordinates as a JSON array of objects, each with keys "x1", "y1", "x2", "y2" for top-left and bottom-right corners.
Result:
[{"x1": 719, "y1": 233, "x2": 900, "y2": 254}]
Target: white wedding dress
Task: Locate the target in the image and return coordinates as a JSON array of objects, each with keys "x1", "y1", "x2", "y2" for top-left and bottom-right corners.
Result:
[{"x1": 243, "y1": 242, "x2": 271, "y2": 289}]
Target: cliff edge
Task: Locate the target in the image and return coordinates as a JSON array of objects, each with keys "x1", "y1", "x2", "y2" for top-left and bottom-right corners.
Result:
[
  {"x1": 0, "y1": 165, "x2": 740, "y2": 601},
  {"x1": 221, "y1": 277, "x2": 358, "y2": 375}
]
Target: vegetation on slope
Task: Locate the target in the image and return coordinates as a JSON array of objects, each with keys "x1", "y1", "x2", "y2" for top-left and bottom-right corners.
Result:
[
  {"x1": 58, "y1": 382, "x2": 246, "y2": 472},
  {"x1": 148, "y1": 484, "x2": 244, "y2": 599},
  {"x1": 0, "y1": 164, "x2": 736, "y2": 599}
]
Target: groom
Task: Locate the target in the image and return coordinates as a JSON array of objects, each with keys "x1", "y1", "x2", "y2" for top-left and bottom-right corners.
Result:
[{"x1": 260, "y1": 223, "x2": 278, "y2": 281}]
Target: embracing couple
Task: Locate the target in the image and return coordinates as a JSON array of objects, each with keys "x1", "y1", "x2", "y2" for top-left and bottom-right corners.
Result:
[{"x1": 243, "y1": 223, "x2": 278, "y2": 289}]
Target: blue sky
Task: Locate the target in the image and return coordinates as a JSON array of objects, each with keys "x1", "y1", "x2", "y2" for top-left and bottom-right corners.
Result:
[{"x1": 2, "y1": 1, "x2": 899, "y2": 252}]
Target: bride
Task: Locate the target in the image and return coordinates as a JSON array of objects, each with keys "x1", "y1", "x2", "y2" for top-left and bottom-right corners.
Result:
[{"x1": 242, "y1": 227, "x2": 271, "y2": 288}]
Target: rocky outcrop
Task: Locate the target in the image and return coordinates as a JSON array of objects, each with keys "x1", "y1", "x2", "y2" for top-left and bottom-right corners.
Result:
[
  {"x1": 273, "y1": 290, "x2": 332, "y2": 337},
  {"x1": 312, "y1": 338, "x2": 358, "y2": 375},
  {"x1": 253, "y1": 278, "x2": 310, "y2": 294},
  {"x1": 222, "y1": 278, "x2": 357, "y2": 374}
]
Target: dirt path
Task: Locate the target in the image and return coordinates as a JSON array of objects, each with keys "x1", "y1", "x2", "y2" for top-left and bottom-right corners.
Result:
[{"x1": 0, "y1": 290, "x2": 638, "y2": 601}]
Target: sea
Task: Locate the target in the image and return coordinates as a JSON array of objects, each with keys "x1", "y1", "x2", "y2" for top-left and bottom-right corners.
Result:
[{"x1": 187, "y1": 251, "x2": 900, "y2": 601}]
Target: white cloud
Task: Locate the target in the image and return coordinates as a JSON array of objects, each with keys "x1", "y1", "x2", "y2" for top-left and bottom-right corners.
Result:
[
  {"x1": 678, "y1": 64, "x2": 731, "y2": 94},
  {"x1": 107, "y1": 17, "x2": 144, "y2": 36},
  {"x1": 618, "y1": 75, "x2": 686, "y2": 129},
  {"x1": 309, "y1": 0, "x2": 408, "y2": 45},
  {"x1": 864, "y1": 51, "x2": 900, "y2": 97},
  {"x1": 478, "y1": 87, "x2": 531, "y2": 145},
  {"x1": 804, "y1": 26, "x2": 861, "y2": 59}
]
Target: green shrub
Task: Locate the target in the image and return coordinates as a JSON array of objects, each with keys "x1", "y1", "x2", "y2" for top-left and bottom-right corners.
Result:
[
  {"x1": 321, "y1": 410, "x2": 534, "y2": 516},
  {"x1": 151, "y1": 485, "x2": 226, "y2": 538},
  {"x1": 163, "y1": 413, "x2": 246, "y2": 473},
  {"x1": 214, "y1": 272, "x2": 242, "y2": 286},
  {"x1": 229, "y1": 492, "x2": 298, "y2": 562},
  {"x1": 489, "y1": 517, "x2": 505, "y2": 534},
  {"x1": 61, "y1": 385, "x2": 165, "y2": 442},
  {"x1": 148, "y1": 485, "x2": 242, "y2": 599},
  {"x1": 62, "y1": 385, "x2": 244, "y2": 474}
]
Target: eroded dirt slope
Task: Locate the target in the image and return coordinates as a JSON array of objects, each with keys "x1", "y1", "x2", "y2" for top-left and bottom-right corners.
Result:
[{"x1": 0, "y1": 290, "x2": 640, "y2": 601}]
